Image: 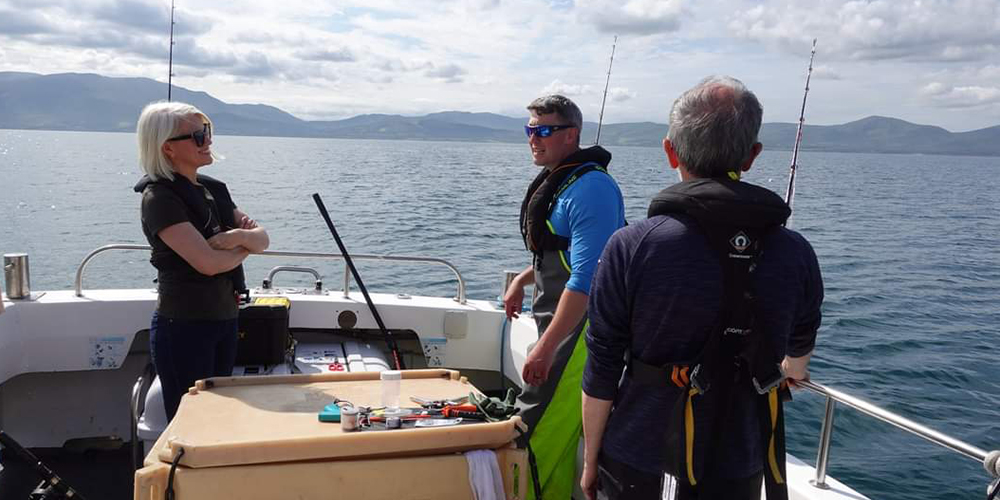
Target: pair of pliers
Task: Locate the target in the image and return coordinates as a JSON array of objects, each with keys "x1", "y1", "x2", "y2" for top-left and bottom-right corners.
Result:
[
  {"x1": 428, "y1": 404, "x2": 485, "y2": 420},
  {"x1": 410, "y1": 395, "x2": 469, "y2": 409}
]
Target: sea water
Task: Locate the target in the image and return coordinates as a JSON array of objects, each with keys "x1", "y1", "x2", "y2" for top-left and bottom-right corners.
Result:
[{"x1": 1, "y1": 129, "x2": 998, "y2": 499}]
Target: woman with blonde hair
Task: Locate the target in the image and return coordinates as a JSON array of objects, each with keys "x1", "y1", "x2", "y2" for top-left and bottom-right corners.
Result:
[{"x1": 134, "y1": 101, "x2": 269, "y2": 420}]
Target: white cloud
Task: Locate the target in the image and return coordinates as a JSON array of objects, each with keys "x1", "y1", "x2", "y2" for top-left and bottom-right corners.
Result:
[
  {"x1": 729, "y1": 0, "x2": 1000, "y2": 63},
  {"x1": 575, "y1": 0, "x2": 686, "y2": 35},
  {"x1": 921, "y1": 82, "x2": 1000, "y2": 109},
  {"x1": 920, "y1": 82, "x2": 947, "y2": 97},
  {"x1": 425, "y1": 63, "x2": 467, "y2": 83},
  {"x1": 811, "y1": 65, "x2": 841, "y2": 80},
  {"x1": 0, "y1": 7, "x2": 52, "y2": 35},
  {"x1": 367, "y1": 74, "x2": 394, "y2": 84},
  {"x1": 464, "y1": 0, "x2": 500, "y2": 9},
  {"x1": 951, "y1": 87, "x2": 1000, "y2": 104},
  {"x1": 542, "y1": 79, "x2": 594, "y2": 96},
  {"x1": 917, "y1": 64, "x2": 1000, "y2": 110},
  {"x1": 296, "y1": 47, "x2": 357, "y2": 63},
  {"x1": 608, "y1": 87, "x2": 636, "y2": 102},
  {"x1": 375, "y1": 58, "x2": 432, "y2": 73}
]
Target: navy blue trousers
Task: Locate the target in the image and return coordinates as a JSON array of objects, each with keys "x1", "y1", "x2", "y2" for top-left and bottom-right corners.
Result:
[{"x1": 150, "y1": 311, "x2": 238, "y2": 420}]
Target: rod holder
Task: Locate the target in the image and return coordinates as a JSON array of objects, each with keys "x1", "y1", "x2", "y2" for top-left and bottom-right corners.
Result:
[{"x1": 3, "y1": 253, "x2": 30, "y2": 299}]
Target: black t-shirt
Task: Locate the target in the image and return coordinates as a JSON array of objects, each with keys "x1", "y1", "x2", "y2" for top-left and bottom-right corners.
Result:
[{"x1": 140, "y1": 178, "x2": 239, "y2": 320}]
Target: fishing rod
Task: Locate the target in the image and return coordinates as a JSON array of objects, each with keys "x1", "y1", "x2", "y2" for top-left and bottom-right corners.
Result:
[
  {"x1": 312, "y1": 193, "x2": 405, "y2": 370},
  {"x1": 0, "y1": 431, "x2": 87, "y2": 500},
  {"x1": 783, "y1": 38, "x2": 817, "y2": 220},
  {"x1": 167, "y1": 0, "x2": 176, "y2": 101},
  {"x1": 594, "y1": 35, "x2": 618, "y2": 145}
]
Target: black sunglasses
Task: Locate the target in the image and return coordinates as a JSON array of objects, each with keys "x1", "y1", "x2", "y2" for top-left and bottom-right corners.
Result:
[
  {"x1": 167, "y1": 123, "x2": 212, "y2": 147},
  {"x1": 524, "y1": 124, "x2": 575, "y2": 138}
]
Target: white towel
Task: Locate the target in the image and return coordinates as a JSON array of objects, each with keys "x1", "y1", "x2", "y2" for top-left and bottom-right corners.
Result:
[{"x1": 465, "y1": 449, "x2": 505, "y2": 500}]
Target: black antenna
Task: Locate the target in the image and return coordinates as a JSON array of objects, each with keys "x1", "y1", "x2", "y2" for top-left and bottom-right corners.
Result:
[
  {"x1": 167, "y1": 0, "x2": 176, "y2": 101},
  {"x1": 595, "y1": 35, "x2": 618, "y2": 145}
]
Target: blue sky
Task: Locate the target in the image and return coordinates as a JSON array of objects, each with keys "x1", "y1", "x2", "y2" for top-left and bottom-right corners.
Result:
[{"x1": 1, "y1": 0, "x2": 998, "y2": 131}]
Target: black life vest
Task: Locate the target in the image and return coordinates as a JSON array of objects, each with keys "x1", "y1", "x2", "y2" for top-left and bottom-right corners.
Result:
[
  {"x1": 134, "y1": 173, "x2": 247, "y2": 292},
  {"x1": 519, "y1": 146, "x2": 612, "y2": 256},
  {"x1": 631, "y1": 178, "x2": 791, "y2": 499}
]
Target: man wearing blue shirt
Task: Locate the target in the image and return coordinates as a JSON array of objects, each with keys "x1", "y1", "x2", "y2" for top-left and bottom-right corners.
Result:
[
  {"x1": 504, "y1": 94, "x2": 626, "y2": 500},
  {"x1": 581, "y1": 76, "x2": 823, "y2": 500}
]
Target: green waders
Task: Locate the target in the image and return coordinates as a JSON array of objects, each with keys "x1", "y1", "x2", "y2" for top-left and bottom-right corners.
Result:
[{"x1": 516, "y1": 248, "x2": 588, "y2": 500}]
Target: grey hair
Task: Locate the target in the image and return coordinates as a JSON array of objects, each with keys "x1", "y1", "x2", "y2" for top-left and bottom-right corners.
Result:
[
  {"x1": 136, "y1": 101, "x2": 216, "y2": 181},
  {"x1": 527, "y1": 94, "x2": 583, "y2": 136},
  {"x1": 666, "y1": 76, "x2": 763, "y2": 178}
]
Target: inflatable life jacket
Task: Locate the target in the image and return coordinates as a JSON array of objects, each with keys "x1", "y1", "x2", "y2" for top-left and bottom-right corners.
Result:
[
  {"x1": 134, "y1": 173, "x2": 247, "y2": 293},
  {"x1": 519, "y1": 146, "x2": 612, "y2": 256},
  {"x1": 630, "y1": 178, "x2": 791, "y2": 499}
]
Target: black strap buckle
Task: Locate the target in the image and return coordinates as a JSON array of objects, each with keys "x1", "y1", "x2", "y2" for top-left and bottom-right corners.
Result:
[{"x1": 752, "y1": 363, "x2": 786, "y2": 395}]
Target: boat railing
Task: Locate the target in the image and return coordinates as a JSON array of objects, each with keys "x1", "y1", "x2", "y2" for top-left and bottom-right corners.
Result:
[
  {"x1": 799, "y1": 379, "x2": 1000, "y2": 490},
  {"x1": 73, "y1": 244, "x2": 467, "y2": 304}
]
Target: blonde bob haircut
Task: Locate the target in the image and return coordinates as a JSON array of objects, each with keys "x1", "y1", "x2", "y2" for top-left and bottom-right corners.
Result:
[{"x1": 136, "y1": 101, "x2": 216, "y2": 181}]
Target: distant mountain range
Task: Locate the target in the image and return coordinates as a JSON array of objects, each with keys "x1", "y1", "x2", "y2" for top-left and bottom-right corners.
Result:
[{"x1": 2, "y1": 71, "x2": 1000, "y2": 156}]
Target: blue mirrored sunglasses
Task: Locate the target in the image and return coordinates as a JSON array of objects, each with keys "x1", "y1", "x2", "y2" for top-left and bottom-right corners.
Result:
[
  {"x1": 524, "y1": 124, "x2": 575, "y2": 138},
  {"x1": 167, "y1": 123, "x2": 212, "y2": 147}
]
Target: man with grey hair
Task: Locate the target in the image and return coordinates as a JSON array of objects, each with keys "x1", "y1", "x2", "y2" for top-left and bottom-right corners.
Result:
[
  {"x1": 504, "y1": 94, "x2": 625, "y2": 499},
  {"x1": 581, "y1": 76, "x2": 823, "y2": 500}
]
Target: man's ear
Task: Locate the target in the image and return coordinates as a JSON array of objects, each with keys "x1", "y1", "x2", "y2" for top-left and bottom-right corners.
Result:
[
  {"x1": 663, "y1": 138, "x2": 680, "y2": 169},
  {"x1": 569, "y1": 127, "x2": 581, "y2": 146},
  {"x1": 740, "y1": 142, "x2": 763, "y2": 172}
]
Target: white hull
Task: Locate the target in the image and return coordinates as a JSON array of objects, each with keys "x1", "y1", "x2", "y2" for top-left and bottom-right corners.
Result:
[{"x1": 0, "y1": 280, "x2": 871, "y2": 500}]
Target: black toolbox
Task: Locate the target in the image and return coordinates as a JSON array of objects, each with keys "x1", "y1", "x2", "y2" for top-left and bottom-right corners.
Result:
[{"x1": 235, "y1": 297, "x2": 291, "y2": 366}]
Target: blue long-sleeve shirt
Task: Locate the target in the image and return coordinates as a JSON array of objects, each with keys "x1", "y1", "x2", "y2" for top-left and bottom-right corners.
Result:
[
  {"x1": 583, "y1": 213, "x2": 823, "y2": 478},
  {"x1": 548, "y1": 167, "x2": 626, "y2": 294}
]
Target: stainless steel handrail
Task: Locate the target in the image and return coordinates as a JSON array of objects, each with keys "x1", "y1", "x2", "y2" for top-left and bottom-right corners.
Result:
[
  {"x1": 264, "y1": 266, "x2": 322, "y2": 291},
  {"x1": 799, "y1": 379, "x2": 997, "y2": 488},
  {"x1": 74, "y1": 244, "x2": 467, "y2": 303}
]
